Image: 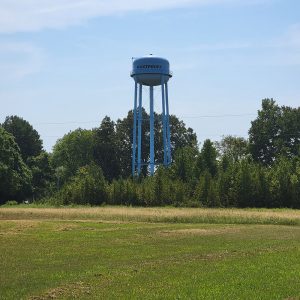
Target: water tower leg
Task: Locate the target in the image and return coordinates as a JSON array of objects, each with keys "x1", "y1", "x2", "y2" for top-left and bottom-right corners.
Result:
[
  {"x1": 137, "y1": 83, "x2": 143, "y2": 175},
  {"x1": 132, "y1": 81, "x2": 138, "y2": 176},
  {"x1": 161, "y1": 77, "x2": 167, "y2": 166},
  {"x1": 165, "y1": 82, "x2": 171, "y2": 165},
  {"x1": 149, "y1": 86, "x2": 155, "y2": 175}
]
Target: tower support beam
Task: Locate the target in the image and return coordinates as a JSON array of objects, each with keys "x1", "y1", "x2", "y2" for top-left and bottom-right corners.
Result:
[
  {"x1": 132, "y1": 81, "x2": 138, "y2": 176},
  {"x1": 149, "y1": 86, "x2": 155, "y2": 175},
  {"x1": 137, "y1": 83, "x2": 143, "y2": 175},
  {"x1": 161, "y1": 77, "x2": 167, "y2": 166},
  {"x1": 165, "y1": 82, "x2": 171, "y2": 165}
]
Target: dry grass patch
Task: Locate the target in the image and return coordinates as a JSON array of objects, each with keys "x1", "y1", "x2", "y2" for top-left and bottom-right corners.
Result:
[
  {"x1": 29, "y1": 281, "x2": 91, "y2": 300},
  {"x1": 0, "y1": 206, "x2": 300, "y2": 225},
  {"x1": 54, "y1": 223, "x2": 80, "y2": 232},
  {"x1": 159, "y1": 226, "x2": 240, "y2": 237},
  {"x1": 0, "y1": 219, "x2": 41, "y2": 235}
]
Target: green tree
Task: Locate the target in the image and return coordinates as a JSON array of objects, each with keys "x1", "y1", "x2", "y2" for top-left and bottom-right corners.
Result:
[
  {"x1": 153, "y1": 167, "x2": 173, "y2": 206},
  {"x1": 94, "y1": 116, "x2": 120, "y2": 181},
  {"x1": 109, "y1": 178, "x2": 139, "y2": 205},
  {"x1": 172, "y1": 146, "x2": 198, "y2": 182},
  {"x1": 51, "y1": 128, "x2": 95, "y2": 183},
  {"x1": 235, "y1": 160, "x2": 255, "y2": 208},
  {"x1": 249, "y1": 99, "x2": 281, "y2": 165},
  {"x1": 0, "y1": 127, "x2": 32, "y2": 203},
  {"x1": 215, "y1": 135, "x2": 249, "y2": 163},
  {"x1": 115, "y1": 112, "x2": 134, "y2": 178},
  {"x1": 154, "y1": 114, "x2": 198, "y2": 163},
  {"x1": 217, "y1": 160, "x2": 237, "y2": 207},
  {"x1": 116, "y1": 110, "x2": 197, "y2": 177},
  {"x1": 249, "y1": 99, "x2": 300, "y2": 165},
  {"x1": 169, "y1": 115, "x2": 198, "y2": 151},
  {"x1": 59, "y1": 164, "x2": 108, "y2": 205},
  {"x1": 268, "y1": 157, "x2": 294, "y2": 207},
  {"x1": 290, "y1": 159, "x2": 300, "y2": 208},
  {"x1": 27, "y1": 152, "x2": 55, "y2": 200},
  {"x1": 116, "y1": 109, "x2": 150, "y2": 177},
  {"x1": 138, "y1": 176, "x2": 155, "y2": 206},
  {"x1": 196, "y1": 139, "x2": 218, "y2": 177},
  {"x1": 251, "y1": 164, "x2": 270, "y2": 207},
  {"x1": 194, "y1": 171, "x2": 220, "y2": 207},
  {"x1": 2, "y1": 115, "x2": 43, "y2": 161},
  {"x1": 277, "y1": 106, "x2": 300, "y2": 158}
]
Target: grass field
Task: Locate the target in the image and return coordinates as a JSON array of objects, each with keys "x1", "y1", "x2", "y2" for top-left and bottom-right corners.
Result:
[{"x1": 1, "y1": 206, "x2": 300, "y2": 299}]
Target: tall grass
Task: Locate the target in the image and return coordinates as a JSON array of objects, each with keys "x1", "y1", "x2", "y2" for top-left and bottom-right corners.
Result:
[{"x1": 0, "y1": 206, "x2": 299, "y2": 226}]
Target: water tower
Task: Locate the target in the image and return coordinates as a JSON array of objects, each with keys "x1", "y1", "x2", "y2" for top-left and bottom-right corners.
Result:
[{"x1": 131, "y1": 55, "x2": 172, "y2": 176}]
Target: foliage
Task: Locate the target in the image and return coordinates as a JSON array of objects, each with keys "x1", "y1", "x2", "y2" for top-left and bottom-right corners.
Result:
[
  {"x1": 0, "y1": 127, "x2": 32, "y2": 204},
  {"x1": 172, "y1": 146, "x2": 198, "y2": 182},
  {"x1": 2, "y1": 115, "x2": 42, "y2": 161},
  {"x1": 94, "y1": 116, "x2": 120, "y2": 181},
  {"x1": 249, "y1": 99, "x2": 300, "y2": 165},
  {"x1": 215, "y1": 135, "x2": 249, "y2": 162},
  {"x1": 51, "y1": 128, "x2": 95, "y2": 183},
  {"x1": 109, "y1": 178, "x2": 139, "y2": 206},
  {"x1": 58, "y1": 164, "x2": 108, "y2": 205},
  {"x1": 168, "y1": 114, "x2": 198, "y2": 155},
  {"x1": 27, "y1": 151, "x2": 55, "y2": 199},
  {"x1": 115, "y1": 110, "x2": 198, "y2": 178},
  {"x1": 1, "y1": 99, "x2": 300, "y2": 208},
  {"x1": 115, "y1": 109, "x2": 150, "y2": 177},
  {"x1": 4, "y1": 200, "x2": 18, "y2": 206},
  {"x1": 196, "y1": 139, "x2": 218, "y2": 177}
]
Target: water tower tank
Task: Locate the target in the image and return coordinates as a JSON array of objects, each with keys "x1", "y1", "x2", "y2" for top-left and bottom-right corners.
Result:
[
  {"x1": 131, "y1": 55, "x2": 172, "y2": 176},
  {"x1": 131, "y1": 55, "x2": 172, "y2": 86}
]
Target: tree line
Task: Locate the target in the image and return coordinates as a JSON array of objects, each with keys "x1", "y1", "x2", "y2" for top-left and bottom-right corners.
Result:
[{"x1": 0, "y1": 99, "x2": 299, "y2": 208}]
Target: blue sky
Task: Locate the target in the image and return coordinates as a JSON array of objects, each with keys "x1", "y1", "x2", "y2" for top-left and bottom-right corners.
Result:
[{"x1": 1, "y1": 0, "x2": 300, "y2": 152}]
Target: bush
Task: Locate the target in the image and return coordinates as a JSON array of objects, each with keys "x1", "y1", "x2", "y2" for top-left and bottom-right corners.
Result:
[
  {"x1": 58, "y1": 164, "x2": 108, "y2": 205},
  {"x1": 109, "y1": 178, "x2": 139, "y2": 205},
  {"x1": 5, "y1": 200, "x2": 18, "y2": 206}
]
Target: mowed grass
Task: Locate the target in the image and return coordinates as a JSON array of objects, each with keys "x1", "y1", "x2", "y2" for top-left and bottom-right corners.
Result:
[{"x1": 0, "y1": 207, "x2": 300, "y2": 299}]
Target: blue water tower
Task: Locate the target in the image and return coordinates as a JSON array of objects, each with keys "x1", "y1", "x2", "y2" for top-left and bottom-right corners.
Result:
[{"x1": 131, "y1": 55, "x2": 172, "y2": 176}]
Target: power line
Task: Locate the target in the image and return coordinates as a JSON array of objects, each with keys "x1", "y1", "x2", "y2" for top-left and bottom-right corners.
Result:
[
  {"x1": 34, "y1": 121, "x2": 99, "y2": 125},
  {"x1": 180, "y1": 113, "x2": 256, "y2": 118},
  {"x1": 41, "y1": 133, "x2": 299, "y2": 140},
  {"x1": 33, "y1": 113, "x2": 256, "y2": 125}
]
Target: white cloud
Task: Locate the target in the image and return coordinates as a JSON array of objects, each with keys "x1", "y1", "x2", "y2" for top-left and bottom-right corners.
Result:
[
  {"x1": 0, "y1": 42, "x2": 44, "y2": 79},
  {"x1": 272, "y1": 24, "x2": 300, "y2": 48},
  {"x1": 0, "y1": 0, "x2": 266, "y2": 33}
]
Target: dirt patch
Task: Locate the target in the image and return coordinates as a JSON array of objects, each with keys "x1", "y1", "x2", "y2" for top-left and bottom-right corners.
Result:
[
  {"x1": 158, "y1": 227, "x2": 240, "y2": 237},
  {"x1": 54, "y1": 224, "x2": 80, "y2": 232},
  {"x1": 29, "y1": 281, "x2": 91, "y2": 300},
  {"x1": 53, "y1": 222, "x2": 124, "y2": 233},
  {"x1": 0, "y1": 220, "x2": 41, "y2": 235}
]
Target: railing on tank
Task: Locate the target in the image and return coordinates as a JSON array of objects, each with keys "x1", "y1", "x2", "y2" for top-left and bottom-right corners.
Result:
[{"x1": 130, "y1": 71, "x2": 173, "y2": 77}]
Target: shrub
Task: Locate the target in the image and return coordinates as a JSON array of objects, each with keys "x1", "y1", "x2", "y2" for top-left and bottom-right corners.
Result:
[
  {"x1": 5, "y1": 200, "x2": 18, "y2": 206},
  {"x1": 59, "y1": 164, "x2": 108, "y2": 205}
]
